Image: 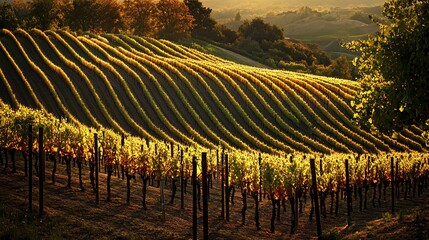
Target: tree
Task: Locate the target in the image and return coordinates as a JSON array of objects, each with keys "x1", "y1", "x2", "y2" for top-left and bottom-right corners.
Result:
[
  {"x1": 93, "y1": 0, "x2": 123, "y2": 33},
  {"x1": 66, "y1": 0, "x2": 122, "y2": 33},
  {"x1": 66, "y1": 0, "x2": 97, "y2": 32},
  {"x1": 327, "y1": 55, "x2": 352, "y2": 80},
  {"x1": 347, "y1": 0, "x2": 429, "y2": 134},
  {"x1": 0, "y1": 3, "x2": 19, "y2": 29},
  {"x1": 122, "y1": 0, "x2": 157, "y2": 36},
  {"x1": 184, "y1": 0, "x2": 216, "y2": 37},
  {"x1": 238, "y1": 18, "x2": 283, "y2": 43},
  {"x1": 234, "y1": 12, "x2": 241, "y2": 22},
  {"x1": 29, "y1": 0, "x2": 67, "y2": 30},
  {"x1": 155, "y1": 0, "x2": 194, "y2": 40}
]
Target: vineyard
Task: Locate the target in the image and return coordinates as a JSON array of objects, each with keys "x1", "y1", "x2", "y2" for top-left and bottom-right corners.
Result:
[{"x1": 1, "y1": 28, "x2": 429, "y2": 239}]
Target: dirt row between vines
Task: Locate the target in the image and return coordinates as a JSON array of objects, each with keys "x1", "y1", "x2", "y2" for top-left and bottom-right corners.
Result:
[{"x1": 1, "y1": 154, "x2": 429, "y2": 240}]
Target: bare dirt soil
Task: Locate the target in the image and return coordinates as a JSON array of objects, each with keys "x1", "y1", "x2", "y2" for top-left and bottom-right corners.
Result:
[{"x1": 1, "y1": 154, "x2": 429, "y2": 240}]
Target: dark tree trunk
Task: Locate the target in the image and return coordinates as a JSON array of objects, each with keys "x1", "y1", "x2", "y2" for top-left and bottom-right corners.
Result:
[
  {"x1": 197, "y1": 181, "x2": 201, "y2": 211},
  {"x1": 364, "y1": 183, "x2": 369, "y2": 209},
  {"x1": 358, "y1": 186, "x2": 363, "y2": 212},
  {"x1": 107, "y1": 165, "x2": 113, "y2": 202},
  {"x1": 290, "y1": 196, "x2": 297, "y2": 234},
  {"x1": 10, "y1": 149, "x2": 16, "y2": 173},
  {"x1": 23, "y1": 152, "x2": 28, "y2": 177},
  {"x1": 0, "y1": 148, "x2": 3, "y2": 165},
  {"x1": 270, "y1": 198, "x2": 276, "y2": 233},
  {"x1": 117, "y1": 164, "x2": 121, "y2": 179},
  {"x1": 241, "y1": 189, "x2": 247, "y2": 225},
  {"x1": 169, "y1": 178, "x2": 177, "y2": 205},
  {"x1": 126, "y1": 171, "x2": 133, "y2": 205},
  {"x1": 51, "y1": 154, "x2": 56, "y2": 184},
  {"x1": 78, "y1": 158, "x2": 84, "y2": 191},
  {"x1": 184, "y1": 178, "x2": 188, "y2": 194},
  {"x1": 372, "y1": 184, "x2": 377, "y2": 207},
  {"x1": 283, "y1": 198, "x2": 287, "y2": 213},
  {"x1": 33, "y1": 152, "x2": 39, "y2": 176},
  {"x1": 90, "y1": 160, "x2": 95, "y2": 193},
  {"x1": 229, "y1": 185, "x2": 235, "y2": 205},
  {"x1": 321, "y1": 191, "x2": 327, "y2": 218},
  {"x1": 378, "y1": 182, "x2": 382, "y2": 206},
  {"x1": 252, "y1": 192, "x2": 260, "y2": 230},
  {"x1": 141, "y1": 174, "x2": 149, "y2": 210},
  {"x1": 4, "y1": 149, "x2": 8, "y2": 174},
  {"x1": 383, "y1": 180, "x2": 388, "y2": 200},
  {"x1": 66, "y1": 157, "x2": 71, "y2": 188},
  {"x1": 335, "y1": 190, "x2": 339, "y2": 216},
  {"x1": 309, "y1": 188, "x2": 314, "y2": 221}
]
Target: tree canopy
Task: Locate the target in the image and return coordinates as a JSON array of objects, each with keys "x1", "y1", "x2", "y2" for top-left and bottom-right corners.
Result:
[
  {"x1": 155, "y1": 0, "x2": 194, "y2": 40},
  {"x1": 238, "y1": 18, "x2": 283, "y2": 43},
  {"x1": 122, "y1": 0, "x2": 157, "y2": 36},
  {"x1": 347, "y1": 0, "x2": 429, "y2": 135},
  {"x1": 184, "y1": 0, "x2": 216, "y2": 37}
]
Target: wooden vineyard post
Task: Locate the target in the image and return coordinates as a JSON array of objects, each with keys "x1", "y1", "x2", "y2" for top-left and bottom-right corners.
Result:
[
  {"x1": 391, "y1": 156, "x2": 395, "y2": 214},
  {"x1": 216, "y1": 149, "x2": 219, "y2": 180},
  {"x1": 310, "y1": 158, "x2": 322, "y2": 237},
  {"x1": 121, "y1": 133, "x2": 125, "y2": 180},
  {"x1": 345, "y1": 158, "x2": 351, "y2": 227},
  {"x1": 259, "y1": 153, "x2": 262, "y2": 202},
  {"x1": 28, "y1": 124, "x2": 33, "y2": 212},
  {"x1": 180, "y1": 149, "x2": 184, "y2": 210},
  {"x1": 95, "y1": 133, "x2": 99, "y2": 205},
  {"x1": 38, "y1": 127, "x2": 44, "y2": 218},
  {"x1": 225, "y1": 153, "x2": 230, "y2": 222},
  {"x1": 192, "y1": 156, "x2": 197, "y2": 240},
  {"x1": 124, "y1": 136, "x2": 132, "y2": 205},
  {"x1": 221, "y1": 150, "x2": 225, "y2": 219},
  {"x1": 202, "y1": 152, "x2": 209, "y2": 239}
]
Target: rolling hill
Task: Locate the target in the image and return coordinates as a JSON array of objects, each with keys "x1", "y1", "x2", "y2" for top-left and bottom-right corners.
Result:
[{"x1": 0, "y1": 28, "x2": 426, "y2": 154}]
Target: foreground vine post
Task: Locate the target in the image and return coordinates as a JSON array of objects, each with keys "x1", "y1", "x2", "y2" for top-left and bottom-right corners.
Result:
[
  {"x1": 38, "y1": 127, "x2": 44, "y2": 218},
  {"x1": 259, "y1": 153, "x2": 262, "y2": 202},
  {"x1": 28, "y1": 124, "x2": 33, "y2": 212},
  {"x1": 221, "y1": 150, "x2": 225, "y2": 219},
  {"x1": 202, "y1": 152, "x2": 209, "y2": 239},
  {"x1": 391, "y1": 156, "x2": 395, "y2": 214},
  {"x1": 180, "y1": 149, "x2": 184, "y2": 210},
  {"x1": 121, "y1": 133, "x2": 125, "y2": 180},
  {"x1": 192, "y1": 156, "x2": 197, "y2": 240},
  {"x1": 225, "y1": 153, "x2": 230, "y2": 222},
  {"x1": 216, "y1": 149, "x2": 219, "y2": 180},
  {"x1": 345, "y1": 158, "x2": 351, "y2": 227},
  {"x1": 95, "y1": 133, "x2": 99, "y2": 205},
  {"x1": 310, "y1": 157, "x2": 322, "y2": 238}
]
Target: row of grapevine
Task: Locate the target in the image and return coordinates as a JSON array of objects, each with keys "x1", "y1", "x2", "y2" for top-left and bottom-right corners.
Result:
[
  {"x1": 0, "y1": 29, "x2": 427, "y2": 154},
  {"x1": 1, "y1": 102, "x2": 429, "y2": 236}
]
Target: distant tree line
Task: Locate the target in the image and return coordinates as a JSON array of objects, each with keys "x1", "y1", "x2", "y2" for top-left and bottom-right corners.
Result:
[
  {"x1": 0, "y1": 0, "x2": 196, "y2": 40},
  {"x1": 0, "y1": 0, "x2": 353, "y2": 79},
  {"x1": 231, "y1": 18, "x2": 353, "y2": 79}
]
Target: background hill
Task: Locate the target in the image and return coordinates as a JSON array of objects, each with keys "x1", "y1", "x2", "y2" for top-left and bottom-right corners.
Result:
[{"x1": 202, "y1": 0, "x2": 386, "y2": 11}]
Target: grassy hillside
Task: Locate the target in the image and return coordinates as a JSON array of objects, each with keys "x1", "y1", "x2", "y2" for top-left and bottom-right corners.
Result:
[{"x1": 0, "y1": 28, "x2": 426, "y2": 154}]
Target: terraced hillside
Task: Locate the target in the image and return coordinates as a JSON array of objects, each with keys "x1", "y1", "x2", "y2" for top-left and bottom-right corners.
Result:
[{"x1": 0, "y1": 28, "x2": 426, "y2": 154}]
